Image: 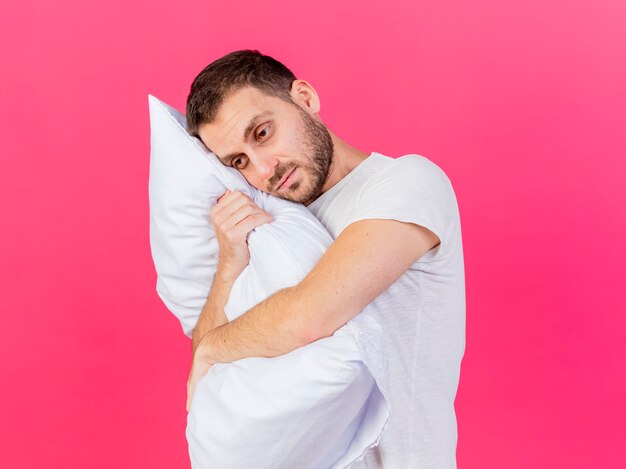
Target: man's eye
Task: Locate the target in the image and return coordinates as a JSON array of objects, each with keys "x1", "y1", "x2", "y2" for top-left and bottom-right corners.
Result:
[
  {"x1": 256, "y1": 125, "x2": 270, "y2": 141},
  {"x1": 233, "y1": 156, "x2": 246, "y2": 168}
]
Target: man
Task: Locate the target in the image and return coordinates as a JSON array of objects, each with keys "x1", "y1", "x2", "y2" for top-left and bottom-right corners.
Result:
[{"x1": 185, "y1": 49, "x2": 466, "y2": 468}]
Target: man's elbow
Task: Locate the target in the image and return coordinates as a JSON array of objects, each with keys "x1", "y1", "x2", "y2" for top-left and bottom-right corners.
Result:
[
  {"x1": 290, "y1": 307, "x2": 322, "y2": 347},
  {"x1": 289, "y1": 293, "x2": 352, "y2": 346},
  {"x1": 284, "y1": 285, "x2": 330, "y2": 347},
  {"x1": 294, "y1": 321, "x2": 337, "y2": 346}
]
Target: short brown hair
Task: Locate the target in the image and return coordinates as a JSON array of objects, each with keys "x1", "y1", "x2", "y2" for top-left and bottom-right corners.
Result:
[{"x1": 186, "y1": 49, "x2": 297, "y2": 137}]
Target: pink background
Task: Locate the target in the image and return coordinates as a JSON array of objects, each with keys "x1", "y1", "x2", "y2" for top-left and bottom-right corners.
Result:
[{"x1": 1, "y1": 1, "x2": 624, "y2": 467}]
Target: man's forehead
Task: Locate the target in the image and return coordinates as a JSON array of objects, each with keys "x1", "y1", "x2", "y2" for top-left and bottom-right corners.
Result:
[
  {"x1": 206, "y1": 88, "x2": 273, "y2": 131},
  {"x1": 214, "y1": 86, "x2": 279, "y2": 125},
  {"x1": 198, "y1": 91, "x2": 281, "y2": 163},
  {"x1": 200, "y1": 108, "x2": 273, "y2": 150}
]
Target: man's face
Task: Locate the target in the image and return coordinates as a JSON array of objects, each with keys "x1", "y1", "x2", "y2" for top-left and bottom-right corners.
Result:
[{"x1": 196, "y1": 86, "x2": 334, "y2": 205}]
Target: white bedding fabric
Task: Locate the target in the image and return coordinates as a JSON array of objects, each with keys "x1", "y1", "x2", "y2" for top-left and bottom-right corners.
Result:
[{"x1": 148, "y1": 95, "x2": 390, "y2": 468}]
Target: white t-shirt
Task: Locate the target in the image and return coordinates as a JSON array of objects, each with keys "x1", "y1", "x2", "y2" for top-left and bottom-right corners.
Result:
[{"x1": 307, "y1": 151, "x2": 466, "y2": 468}]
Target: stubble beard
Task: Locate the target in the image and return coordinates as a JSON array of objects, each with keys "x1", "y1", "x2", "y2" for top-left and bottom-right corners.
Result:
[{"x1": 270, "y1": 107, "x2": 335, "y2": 205}]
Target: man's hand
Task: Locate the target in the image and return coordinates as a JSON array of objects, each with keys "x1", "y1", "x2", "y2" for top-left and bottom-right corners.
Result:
[
  {"x1": 212, "y1": 189, "x2": 273, "y2": 281},
  {"x1": 186, "y1": 350, "x2": 214, "y2": 412},
  {"x1": 186, "y1": 190, "x2": 273, "y2": 412}
]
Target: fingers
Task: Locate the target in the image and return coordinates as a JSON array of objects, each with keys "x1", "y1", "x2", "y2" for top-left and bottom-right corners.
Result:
[
  {"x1": 222, "y1": 212, "x2": 273, "y2": 248},
  {"x1": 186, "y1": 368, "x2": 194, "y2": 412},
  {"x1": 186, "y1": 380, "x2": 195, "y2": 412},
  {"x1": 220, "y1": 201, "x2": 266, "y2": 232},
  {"x1": 213, "y1": 189, "x2": 246, "y2": 218},
  {"x1": 212, "y1": 190, "x2": 273, "y2": 235},
  {"x1": 210, "y1": 190, "x2": 273, "y2": 279},
  {"x1": 186, "y1": 363, "x2": 199, "y2": 413},
  {"x1": 186, "y1": 360, "x2": 214, "y2": 413},
  {"x1": 186, "y1": 366, "x2": 200, "y2": 413}
]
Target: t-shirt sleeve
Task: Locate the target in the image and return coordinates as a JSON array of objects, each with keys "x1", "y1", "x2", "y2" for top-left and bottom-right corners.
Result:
[{"x1": 348, "y1": 155, "x2": 455, "y2": 262}]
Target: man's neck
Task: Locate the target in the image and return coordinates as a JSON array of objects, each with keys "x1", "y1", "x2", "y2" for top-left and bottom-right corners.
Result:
[{"x1": 320, "y1": 131, "x2": 370, "y2": 195}]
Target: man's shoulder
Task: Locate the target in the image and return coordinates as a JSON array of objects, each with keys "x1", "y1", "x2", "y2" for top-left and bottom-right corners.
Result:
[
  {"x1": 360, "y1": 153, "x2": 452, "y2": 197},
  {"x1": 376, "y1": 153, "x2": 449, "y2": 180}
]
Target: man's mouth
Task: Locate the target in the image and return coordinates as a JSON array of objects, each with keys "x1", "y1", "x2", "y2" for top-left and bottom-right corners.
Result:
[{"x1": 277, "y1": 167, "x2": 296, "y2": 190}]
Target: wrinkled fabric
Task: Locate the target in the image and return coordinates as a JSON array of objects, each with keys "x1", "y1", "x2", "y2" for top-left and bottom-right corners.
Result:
[
  {"x1": 307, "y1": 152, "x2": 466, "y2": 468},
  {"x1": 148, "y1": 95, "x2": 390, "y2": 468}
]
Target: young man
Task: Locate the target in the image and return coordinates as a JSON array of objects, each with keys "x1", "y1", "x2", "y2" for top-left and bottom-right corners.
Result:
[{"x1": 185, "y1": 49, "x2": 466, "y2": 468}]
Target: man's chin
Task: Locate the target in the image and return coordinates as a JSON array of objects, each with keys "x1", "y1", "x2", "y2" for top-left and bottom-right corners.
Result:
[
  {"x1": 262, "y1": 188, "x2": 299, "y2": 203},
  {"x1": 275, "y1": 190, "x2": 313, "y2": 206},
  {"x1": 261, "y1": 180, "x2": 317, "y2": 205}
]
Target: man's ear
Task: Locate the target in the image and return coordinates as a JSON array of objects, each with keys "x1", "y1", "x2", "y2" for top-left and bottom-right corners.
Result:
[{"x1": 290, "y1": 79, "x2": 321, "y2": 115}]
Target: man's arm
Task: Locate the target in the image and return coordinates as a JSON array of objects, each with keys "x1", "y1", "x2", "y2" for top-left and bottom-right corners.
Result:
[
  {"x1": 191, "y1": 265, "x2": 234, "y2": 355},
  {"x1": 190, "y1": 188, "x2": 272, "y2": 353},
  {"x1": 195, "y1": 217, "x2": 440, "y2": 365}
]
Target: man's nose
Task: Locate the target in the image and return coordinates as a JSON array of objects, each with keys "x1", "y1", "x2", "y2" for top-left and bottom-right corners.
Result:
[{"x1": 251, "y1": 152, "x2": 278, "y2": 180}]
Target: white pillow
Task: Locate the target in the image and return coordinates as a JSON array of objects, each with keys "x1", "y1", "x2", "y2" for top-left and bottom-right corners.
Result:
[
  {"x1": 148, "y1": 94, "x2": 389, "y2": 468},
  {"x1": 148, "y1": 95, "x2": 250, "y2": 338}
]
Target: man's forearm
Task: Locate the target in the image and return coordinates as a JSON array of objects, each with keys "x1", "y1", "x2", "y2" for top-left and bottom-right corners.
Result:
[
  {"x1": 191, "y1": 267, "x2": 234, "y2": 354},
  {"x1": 195, "y1": 285, "x2": 310, "y2": 365}
]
